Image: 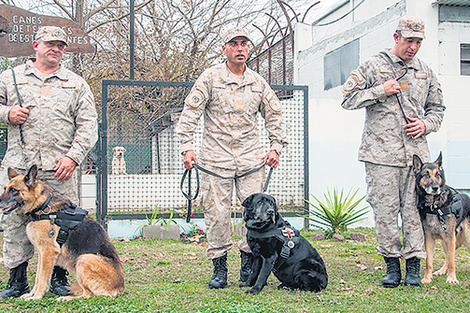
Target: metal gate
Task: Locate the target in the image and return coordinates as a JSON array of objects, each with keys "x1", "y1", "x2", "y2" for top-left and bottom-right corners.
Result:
[{"x1": 96, "y1": 80, "x2": 308, "y2": 225}]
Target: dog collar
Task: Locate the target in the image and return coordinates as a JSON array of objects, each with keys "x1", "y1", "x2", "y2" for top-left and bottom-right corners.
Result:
[{"x1": 27, "y1": 193, "x2": 54, "y2": 218}]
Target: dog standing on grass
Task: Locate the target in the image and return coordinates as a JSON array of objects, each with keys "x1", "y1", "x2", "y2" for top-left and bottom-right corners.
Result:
[
  {"x1": 413, "y1": 153, "x2": 470, "y2": 284},
  {"x1": 0, "y1": 165, "x2": 125, "y2": 300},
  {"x1": 112, "y1": 146, "x2": 127, "y2": 175}
]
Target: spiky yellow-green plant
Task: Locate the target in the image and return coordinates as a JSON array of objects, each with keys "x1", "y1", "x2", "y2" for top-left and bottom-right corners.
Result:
[{"x1": 303, "y1": 188, "x2": 369, "y2": 238}]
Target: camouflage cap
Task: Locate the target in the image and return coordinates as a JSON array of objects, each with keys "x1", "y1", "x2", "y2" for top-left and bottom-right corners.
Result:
[
  {"x1": 396, "y1": 16, "x2": 425, "y2": 39},
  {"x1": 35, "y1": 26, "x2": 68, "y2": 45},
  {"x1": 222, "y1": 27, "x2": 251, "y2": 44}
]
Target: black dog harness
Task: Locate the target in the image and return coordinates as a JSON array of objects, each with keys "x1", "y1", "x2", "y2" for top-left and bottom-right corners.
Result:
[
  {"x1": 26, "y1": 194, "x2": 88, "y2": 246},
  {"x1": 420, "y1": 187, "x2": 465, "y2": 231},
  {"x1": 247, "y1": 224, "x2": 300, "y2": 271}
]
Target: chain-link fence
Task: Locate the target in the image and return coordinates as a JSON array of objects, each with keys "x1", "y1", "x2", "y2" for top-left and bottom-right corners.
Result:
[{"x1": 96, "y1": 80, "x2": 308, "y2": 223}]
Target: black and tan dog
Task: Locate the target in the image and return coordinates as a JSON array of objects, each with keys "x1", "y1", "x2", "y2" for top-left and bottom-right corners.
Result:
[
  {"x1": 241, "y1": 193, "x2": 328, "y2": 294},
  {"x1": 413, "y1": 153, "x2": 470, "y2": 284},
  {"x1": 0, "y1": 165, "x2": 125, "y2": 300}
]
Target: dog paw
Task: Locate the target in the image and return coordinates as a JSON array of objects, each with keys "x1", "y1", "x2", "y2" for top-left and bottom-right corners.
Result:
[
  {"x1": 421, "y1": 277, "x2": 432, "y2": 284},
  {"x1": 20, "y1": 292, "x2": 34, "y2": 300},
  {"x1": 245, "y1": 287, "x2": 261, "y2": 295},
  {"x1": 446, "y1": 276, "x2": 459, "y2": 284},
  {"x1": 21, "y1": 294, "x2": 43, "y2": 300},
  {"x1": 433, "y1": 270, "x2": 446, "y2": 277},
  {"x1": 56, "y1": 296, "x2": 74, "y2": 302},
  {"x1": 239, "y1": 281, "x2": 254, "y2": 288}
]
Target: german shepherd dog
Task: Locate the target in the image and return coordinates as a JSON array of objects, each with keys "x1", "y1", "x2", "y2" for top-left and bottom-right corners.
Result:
[
  {"x1": 413, "y1": 153, "x2": 470, "y2": 284},
  {"x1": 0, "y1": 165, "x2": 125, "y2": 300}
]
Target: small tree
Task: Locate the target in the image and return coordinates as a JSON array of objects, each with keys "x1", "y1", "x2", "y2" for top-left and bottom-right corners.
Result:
[{"x1": 303, "y1": 188, "x2": 369, "y2": 238}]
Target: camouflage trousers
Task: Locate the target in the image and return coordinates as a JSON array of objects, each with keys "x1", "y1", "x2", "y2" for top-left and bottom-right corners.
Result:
[
  {"x1": 0, "y1": 168, "x2": 79, "y2": 269},
  {"x1": 200, "y1": 166, "x2": 265, "y2": 260},
  {"x1": 365, "y1": 162, "x2": 425, "y2": 259}
]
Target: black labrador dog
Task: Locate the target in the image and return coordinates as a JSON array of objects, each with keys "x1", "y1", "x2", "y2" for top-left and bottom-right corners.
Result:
[{"x1": 241, "y1": 193, "x2": 328, "y2": 294}]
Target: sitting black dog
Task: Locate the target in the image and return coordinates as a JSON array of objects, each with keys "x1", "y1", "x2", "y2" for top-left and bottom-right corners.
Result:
[{"x1": 241, "y1": 193, "x2": 328, "y2": 294}]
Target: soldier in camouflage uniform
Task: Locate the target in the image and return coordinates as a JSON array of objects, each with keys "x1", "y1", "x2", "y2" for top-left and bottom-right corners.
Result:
[
  {"x1": 342, "y1": 17, "x2": 445, "y2": 288},
  {"x1": 0, "y1": 26, "x2": 98, "y2": 298},
  {"x1": 176, "y1": 27, "x2": 288, "y2": 289}
]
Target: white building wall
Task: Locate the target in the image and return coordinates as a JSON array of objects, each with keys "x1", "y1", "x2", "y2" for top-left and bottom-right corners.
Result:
[{"x1": 296, "y1": 0, "x2": 470, "y2": 227}]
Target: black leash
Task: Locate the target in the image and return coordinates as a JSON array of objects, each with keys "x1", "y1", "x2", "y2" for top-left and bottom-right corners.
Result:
[
  {"x1": 180, "y1": 165, "x2": 199, "y2": 223},
  {"x1": 10, "y1": 68, "x2": 29, "y2": 165},
  {"x1": 379, "y1": 52, "x2": 410, "y2": 124},
  {"x1": 180, "y1": 163, "x2": 274, "y2": 222}
]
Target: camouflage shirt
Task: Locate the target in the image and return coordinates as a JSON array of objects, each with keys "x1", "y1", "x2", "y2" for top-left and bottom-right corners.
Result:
[
  {"x1": 341, "y1": 49, "x2": 445, "y2": 166},
  {"x1": 0, "y1": 60, "x2": 98, "y2": 170},
  {"x1": 175, "y1": 62, "x2": 288, "y2": 172}
]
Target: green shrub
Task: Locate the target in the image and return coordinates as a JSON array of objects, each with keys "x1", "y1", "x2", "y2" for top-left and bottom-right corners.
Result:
[{"x1": 303, "y1": 187, "x2": 369, "y2": 238}]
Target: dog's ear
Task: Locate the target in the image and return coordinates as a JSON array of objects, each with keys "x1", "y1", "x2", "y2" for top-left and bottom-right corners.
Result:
[
  {"x1": 273, "y1": 199, "x2": 281, "y2": 223},
  {"x1": 113, "y1": 147, "x2": 117, "y2": 152},
  {"x1": 7, "y1": 168, "x2": 19, "y2": 180},
  {"x1": 412, "y1": 155, "x2": 423, "y2": 173},
  {"x1": 242, "y1": 194, "x2": 255, "y2": 208},
  {"x1": 242, "y1": 207, "x2": 249, "y2": 221},
  {"x1": 24, "y1": 165, "x2": 38, "y2": 189},
  {"x1": 435, "y1": 152, "x2": 443, "y2": 167}
]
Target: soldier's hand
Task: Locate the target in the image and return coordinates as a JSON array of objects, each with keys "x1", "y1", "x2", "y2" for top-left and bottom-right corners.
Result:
[
  {"x1": 53, "y1": 156, "x2": 77, "y2": 181},
  {"x1": 404, "y1": 117, "x2": 426, "y2": 139},
  {"x1": 8, "y1": 105, "x2": 30, "y2": 124},
  {"x1": 264, "y1": 150, "x2": 279, "y2": 168},
  {"x1": 383, "y1": 79, "x2": 400, "y2": 96},
  {"x1": 183, "y1": 150, "x2": 198, "y2": 169}
]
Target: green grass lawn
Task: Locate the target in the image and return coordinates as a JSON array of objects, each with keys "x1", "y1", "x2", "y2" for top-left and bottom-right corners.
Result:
[{"x1": 0, "y1": 228, "x2": 469, "y2": 313}]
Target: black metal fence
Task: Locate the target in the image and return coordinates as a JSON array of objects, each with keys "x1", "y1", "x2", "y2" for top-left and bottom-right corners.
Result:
[{"x1": 96, "y1": 80, "x2": 309, "y2": 226}]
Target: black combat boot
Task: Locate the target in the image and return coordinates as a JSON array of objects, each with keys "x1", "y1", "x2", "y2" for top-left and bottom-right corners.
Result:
[
  {"x1": 404, "y1": 257, "x2": 421, "y2": 286},
  {"x1": 49, "y1": 266, "x2": 71, "y2": 296},
  {"x1": 208, "y1": 254, "x2": 228, "y2": 289},
  {"x1": 382, "y1": 257, "x2": 401, "y2": 288},
  {"x1": 0, "y1": 261, "x2": 29, "y2": 299},
  {"x1": 239, "y1": 251, "x2": 253, "y2": 283}
]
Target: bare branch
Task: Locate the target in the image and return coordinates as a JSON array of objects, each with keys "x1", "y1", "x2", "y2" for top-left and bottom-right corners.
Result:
[
  {"x1": 86, "y1": 0, "x2": 153, "y2": 34},
  {"x1": 51, "y1": 0, "x2": 73, "y2": 20},
  {"x1": 84, "y1": 0, "x2": 118, "y2": 22}
]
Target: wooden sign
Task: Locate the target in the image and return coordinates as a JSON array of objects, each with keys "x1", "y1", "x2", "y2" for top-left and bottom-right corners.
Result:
[{"x1": 0, "y1": 4, "x2": 94, "y2": 57}]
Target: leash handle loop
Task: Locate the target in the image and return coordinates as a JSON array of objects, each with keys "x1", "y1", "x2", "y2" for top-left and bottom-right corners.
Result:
[
  {"x1": 180, "y1": 163, "x2": 275, "y2": 222},
  {"x1": 180, "y1": 164, "x2": 200, "y2": 223}
]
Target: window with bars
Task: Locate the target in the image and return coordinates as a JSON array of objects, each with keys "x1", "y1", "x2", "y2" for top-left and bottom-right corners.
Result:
[{"x1": 461, "y1": 44, "x2": 470, "y2": 76}]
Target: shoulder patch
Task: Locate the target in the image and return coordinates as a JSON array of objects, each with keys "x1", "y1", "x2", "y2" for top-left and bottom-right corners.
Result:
[
  {"x1": 186, "y1": 88, "x2": 207, "y2": 109},
  {"x1": 263, "y1": 91, "x2": 282, "y2": 114},
  {"x1": 342, "y1": 70, "x2": 365, "y2": 95}
]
